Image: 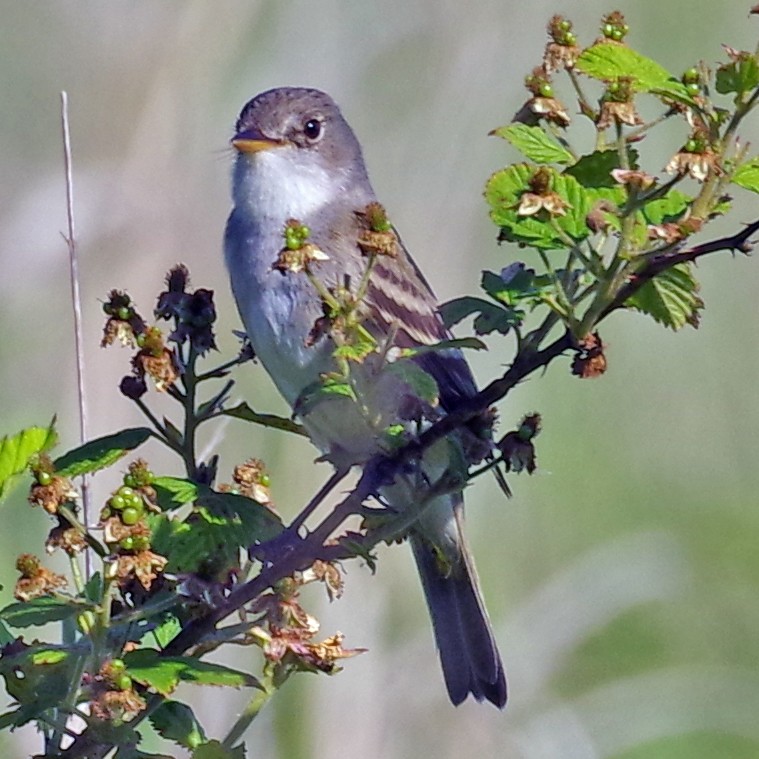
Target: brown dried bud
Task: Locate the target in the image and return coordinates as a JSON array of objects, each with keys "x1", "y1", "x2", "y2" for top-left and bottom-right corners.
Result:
[{"x1": 571, "y1": 332, "x2": 607, "y2": 378}]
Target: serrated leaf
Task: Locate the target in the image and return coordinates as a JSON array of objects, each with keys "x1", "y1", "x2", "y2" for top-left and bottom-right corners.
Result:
[
  {"x1": 150, "y1": 700, "x2": 206, "y2": 749},
  {"x1": 293, "y1": 377, "x2": 356, "y2": 417},
  {"x1": 716, "y1": 55, "x2": 759, "y2": 98},
  {"x1": 53, "y1": 427, "x2": 151, "y2": 478},
  {"x1": 0, "y1": 423, "x2": 58, "y2": 501},
  {"x1": 0, "y1": 597, "x2": 86, "y2": 628},
  {"x1": 0, "y1": 621, "x2": 14, "y2": 646},
  {"x1": 223, "y1": 402, "x2": 306, "y2": 436},
  {"x1": 151, "y1": 486, "x2": 282, "y2": 574},
  {"x1": 492, "y1": 124, "x2": 574, "y2": 165},
  {"x1": 124, "y1": 649, "x2": 260, "y2": 696},
  {"x1": 196, "y1": 488, "x2": 282, "y2": 539},
  {"x1": 385, "y1": 361, "x2": 439, "y2": 405},
  {"x1": 151, "y1": 614, "x2": 182, "y2": 649},
  {"x1": 485, "y1": 164, "x2": 592, "y2": 250},
  {"x1": 153, "y1": 477, "x2": 199, "y2": 510},
  {"x1": 576, "y1": 43, "x2": 679, "y2": 93},
  {"x1": 626, "y1": 263, "x2": 703, "y2": 330},
  {"x1": 642, "y1": 190, "x2": 692, "y2": 225},
  {"x1": 732, "y1": 157, "x2": 759, "y2": 194},
  {"x1": 192, "y1": 741, "x2": 246, "y2": 759},
  {"x1": 565, "y1": 149, "x2": 639, "y2": 188},
  {"x1": 439, "y1": 297, "x2": 517, "y2": 333}
]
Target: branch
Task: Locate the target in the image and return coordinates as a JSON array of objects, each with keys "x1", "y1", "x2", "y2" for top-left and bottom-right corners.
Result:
[{"x1": 602, "y1": 219, "x2": 759, "y2": 318}]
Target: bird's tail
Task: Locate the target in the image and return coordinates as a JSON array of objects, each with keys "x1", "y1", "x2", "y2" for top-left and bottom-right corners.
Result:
[{"x1": 410, "y1": 505, "x2": 507, "y2": 708}]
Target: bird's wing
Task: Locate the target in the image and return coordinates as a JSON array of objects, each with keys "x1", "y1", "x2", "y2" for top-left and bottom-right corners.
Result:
[{"x1": 362, "y1": 229, "x2": 479, "y2": 410}]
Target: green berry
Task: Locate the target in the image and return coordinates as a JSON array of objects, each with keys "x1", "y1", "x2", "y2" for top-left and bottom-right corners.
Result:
[
  {"x1": 685, "y1": 138, "x2": 699, "y2": 152},
  {"x1": 123, "y1": 474, "x2": 137, "y2": 489},
  {"x1": 132, "y1": 535, "x2": 150, "y2": 551},
  {"x1": 127, "y1": 492, "x2": 143, "y2": 509},
  {"x1": 121, "y1": 507, "x2": 140, "y2": 525},
  {"x1": 119, "y1": 536, "x2": 135, "y2": 551},
  {"x1": 109, "y1": 494, "x2": 126, "y2": 511},
  {"x1": 565, "y1": 32, "x2": 576, "y2": 45},
  {"x1": 299, "y1": 225, "x2": 310, "y2": 239},
  {"x1": 110, "y1": 659, "x2": 126, "y2": 673},
  {"x1": 115, "y1": 674, "x2": 132, "y2": 691},
  {"x1": 117, "y1": 307, "x2": 130, "y2": 321},
  {"x1": 686, "y1": 82, "x2": 700, "y2": 95},
  {"x1": 118, "y1": 486, "x2": 134, "y2": 498},
  {"x1": 539, "y1": 82, "x2": 553, "y2": 98},
  {"x1": 37, "y1": 471, "x2": 52, "y2": 486},
  {"x1": 611, "y1": 28, "x2": 623, "y2": 41},
  {"x1": 558, "y1": 19, "x2": 571, "y2": 32},
  {"x1": 259, "y1": 473, "x2": 271, "y2": 487},
  {"x1": 603, "y1": 23, "x2": 614, "y2": 37}
]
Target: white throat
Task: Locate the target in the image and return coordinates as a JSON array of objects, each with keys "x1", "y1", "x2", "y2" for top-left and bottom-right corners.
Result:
[{"x1": 233, "y1": 147, "x2": 338, "y2": 223}]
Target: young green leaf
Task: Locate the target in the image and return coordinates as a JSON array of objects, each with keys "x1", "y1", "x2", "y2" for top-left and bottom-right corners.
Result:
[
  {"x1": 485, "y1": 164, "x2": 592, "y2": 250},
  {"x1": 54, "y1": 427, "x2": 151, "y2": 478},
  {"x1": 625, "y1": 263, "x2": 703, "y2": 330},
  {"x1": 565, "y1": 149, "x2": 639, "y2": 188},
  {"x1": 439, "y1": 297, "x2": 521, "y2": 335},
  {"x1": 642, "y1": 190, "x2": 691, "y2": 225},
  {"x1": 223, "y1": 403, "x2": 306, "y2": 436},
  {"x1": 0, "y1": 423, "x2": 58, "y2": 501},
  {"x1": 492, "y1": 124, "x2": 575, "y2": 165},
  {"x1": 732, "y1": 157, "x2": 759, "y2": 194},
  {"x1": 124, "y1": 649, "x2": 260, "y2": 696},
  {"x1": 0, "y1": 597, "x2": 87, "y2": 628},
  {"x1": 149, "y1": 700, "x2": 206, "y2": 749},
  {"x1": 576, "y1": 43, "x2": 681, "y2": 93},
  {"x1": 293, "y1": 377, "x2": 357, "y2": 417},
  {"x1": 715, "y1": 53, "x2": 759, "y2": 99},
  {"x1": 153, "y1": 477, "x2": 200, "y2": 510}
]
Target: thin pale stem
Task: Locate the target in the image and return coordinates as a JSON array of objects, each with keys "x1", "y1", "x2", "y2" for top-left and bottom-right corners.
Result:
[{"x1": 61, "y1": 92, "x2": 92, "y2": 581}]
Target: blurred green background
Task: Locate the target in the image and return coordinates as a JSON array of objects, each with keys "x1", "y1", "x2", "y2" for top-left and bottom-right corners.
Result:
[{"x1": 2, "y1": 1, "x2": 759, "y2": 757}]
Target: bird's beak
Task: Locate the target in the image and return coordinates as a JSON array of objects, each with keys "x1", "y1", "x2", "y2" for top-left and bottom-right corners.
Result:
[{"x1": 231, "y1": 127, "x2": 282, "y2": 154}]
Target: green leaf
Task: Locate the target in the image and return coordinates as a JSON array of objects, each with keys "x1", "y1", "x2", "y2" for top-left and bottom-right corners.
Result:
[
  {"x1": 439, "y1": 297, "x2": 521, "y2": 335},
  {"x1": 150, "y1": 700, "x2": 206, "y2": 749},
  {"x1": 153, "y1": 616, "x2": 182, "y2": 651},
  {"x1": 385, "y1": 361, "x2": 439, "y2": 405},
  {"x1": 0, "y1": 596, "x2": 86, "y2": 628},
  {"x1": 492, "y1": 124, "x2": 574, "y2": 165},
  {"x1": 398, "y1": 337, "x2": 487, "y2": 357},
  {"x1": 151, "y1": 487, "x2": 282, "y2": 574},
  {"x1": 564, "y1": 148, "x2": 639, "y2": 188},
  {"x1": 124, "y1": 649, "x2": 260, "y2": 696},
  {"x1": 153, "y1": 477, "x2": 199, "y2": 510},
  {"x1": 576, "y1": 43, "x2": 681, "y2": 93},
  {"x1": 223, "y1": 402, "x2": 306, "y2": 436},
  {"x1": 732, "y1": 157, "x2": 759, "y2": 194},
  {"x1": 716, "y1": 54, "x2": 759, "y2": 99},
  {"x1": 642, "y1": 190, "x2": 691, "y2": 225},
  {"x1": 293, "y1": 376, "x2": 356, "y2": 417},
  {"x1": 192, "y1": 741, "x2": 246, "y2": 759},
  {"x1": 626, "y1": 263, "x2": 703, "y2": 330},
  {"x1": 485, "y1": 164, "x2": 592, "y2": 250},
  {"x1": 54, "y1": 427, "x2": 151, "y2": 478},
  {"x1": 0, "y1": 621, "x2": 15, "y2": 646},
  {"x1": 0, "y1": 423, "x2": 58, "y2": 501},
  {"x1": 30, "y1": 648, "x2": 69, "y2": 665}
]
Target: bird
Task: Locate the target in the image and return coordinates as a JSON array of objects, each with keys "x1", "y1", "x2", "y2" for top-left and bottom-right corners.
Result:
[{"x1": 223, "y1": 86, "x2": 506, "y2": 708}]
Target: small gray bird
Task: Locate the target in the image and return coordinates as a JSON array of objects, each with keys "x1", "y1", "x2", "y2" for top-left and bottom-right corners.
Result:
[{"x1": 224, "y1": 87, "x2": 506, "y2": 707}]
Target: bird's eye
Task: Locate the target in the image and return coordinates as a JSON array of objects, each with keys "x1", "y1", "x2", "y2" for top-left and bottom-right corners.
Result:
[{"x1": 303, "y1": 118, "x2": 323, "y2": 141}]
